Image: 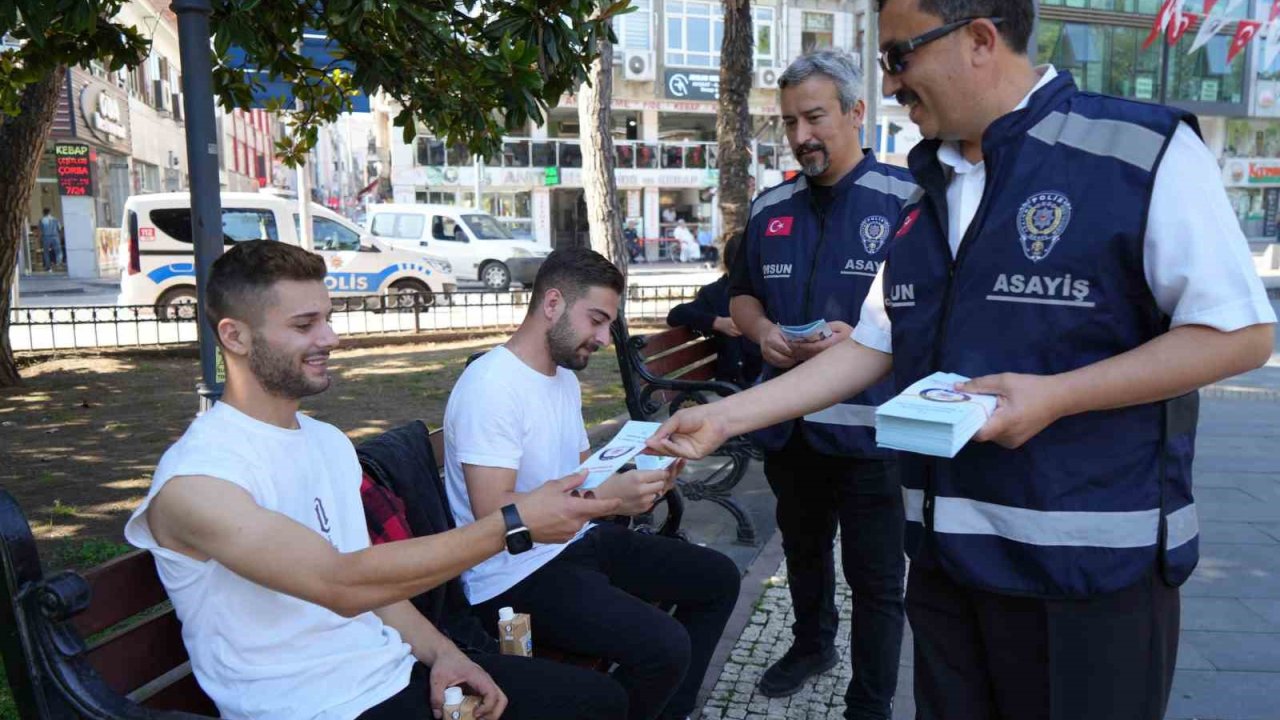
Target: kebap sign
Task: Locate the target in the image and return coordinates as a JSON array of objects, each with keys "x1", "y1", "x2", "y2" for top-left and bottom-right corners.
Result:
[{"x1": 55, "y1": 143, "x2": 93, "y2": 197}]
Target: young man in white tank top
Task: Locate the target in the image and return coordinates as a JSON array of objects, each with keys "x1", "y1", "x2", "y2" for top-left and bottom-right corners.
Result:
[{"x1": 126, "y1": 240, "x2": 622, "y2": 720}]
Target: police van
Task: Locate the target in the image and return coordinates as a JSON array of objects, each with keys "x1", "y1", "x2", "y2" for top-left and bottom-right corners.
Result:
[
  {"x1": 363, "y1": 204, "x2": 548, "y2": 291},
  {"x1": 117, "y1": 193, "x2": 456, "y2": 317}
]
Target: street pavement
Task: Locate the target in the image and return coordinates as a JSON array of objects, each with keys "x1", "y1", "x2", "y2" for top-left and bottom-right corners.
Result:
[{"x1": 692, "y1": 299, "x2": 1280, "y2": 720}]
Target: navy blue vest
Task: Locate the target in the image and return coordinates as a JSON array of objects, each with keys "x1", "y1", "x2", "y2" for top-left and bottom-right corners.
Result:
[
  {"x1": 885, "y1": 73, "x2": 1201, "y2": 598},
  {"x1": 744, "y1": 152, "x2": 916, "y2": 457}
]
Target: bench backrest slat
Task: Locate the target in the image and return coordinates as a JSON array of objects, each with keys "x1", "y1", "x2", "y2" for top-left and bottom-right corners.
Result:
[
  {"x1": 639, "y1": 326, "x2": 700, "y2": 359},
  {"x1": 72, "y1": 549, "x2": 169, "y2": 637},
  {"x1": 86, "y1": 608, "x2": 189, "y2": 695},
  {"x1": 646, "y1": 341, "x2": 716, "y2": 379},
  {"x1": 139, "y1": 666, "x2": 220, "y2": 715}
]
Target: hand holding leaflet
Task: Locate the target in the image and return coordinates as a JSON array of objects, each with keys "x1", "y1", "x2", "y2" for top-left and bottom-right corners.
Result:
[
  {"x1": 575, "y1": 421, "x2": 677, "y2": 489},
  {"x1": 778, "y1": 319, "x2": 834, "y2": 343}
]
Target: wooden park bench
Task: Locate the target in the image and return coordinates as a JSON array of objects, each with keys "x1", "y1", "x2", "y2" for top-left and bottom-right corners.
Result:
[
  {"x1": 611, "y1": 316, "x2": 760, "y2": 545},
  {"x1": 0, "y1": 421, "x2": 684, "y2": 718}
]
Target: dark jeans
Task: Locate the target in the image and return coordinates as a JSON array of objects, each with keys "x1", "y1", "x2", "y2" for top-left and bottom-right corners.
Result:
[
  {"x1": 907, "y1": 561, "x2": 1180, "y2": 720},
  {"x1": 474, "y1": 523, "x2": 741, "y2": 720},
  {"x1": 41, "y1": 237, "x2": 61, "y2": 269},
  {"x1": 763, "y1": 433, "x2": 906, "y2": 720},
  {"x1": 357, "y1": 652, "x2": 629, "y2": 720}
]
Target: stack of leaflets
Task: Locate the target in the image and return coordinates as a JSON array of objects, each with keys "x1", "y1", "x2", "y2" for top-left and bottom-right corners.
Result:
[
  {"x1": 779, "y1": 319, "x2": 833, "y2": 343},
  {"x1": 874, "y1": 372, "x2": 998, "y2": 458},
  {"x1": 576, "y1": 420, "x2": 677, "y2": 489}
]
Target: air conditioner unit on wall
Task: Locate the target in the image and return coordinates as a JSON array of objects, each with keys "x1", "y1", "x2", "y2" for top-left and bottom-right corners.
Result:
[
  {"x1": 623, "y1": 51, "x2": 656, "y2": 82},
  {"x1": 754, "y1": 67, "x2": 779, "y2": 90}
]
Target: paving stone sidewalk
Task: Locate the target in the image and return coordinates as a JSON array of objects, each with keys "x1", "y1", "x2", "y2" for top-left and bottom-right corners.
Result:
[{"x1": 700, "y1": 368, "x2": 1280, "y2": 720}]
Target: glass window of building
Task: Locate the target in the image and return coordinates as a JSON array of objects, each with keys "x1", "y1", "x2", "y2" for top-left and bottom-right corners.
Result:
[
  {"x1": 1167, "y1": 33, "x2": 1244, "y2": 104},
  {"x1": 615, "y1": 0, "x2": 651, "y2": 50},
  {"x1": 481, "y1": 191, "x2": 533, "y2": 238},
  {"x1": 416, "y1": 138, "x2": 445, "y2": 166},
  {"x1": 802, "y1": 12, "x2": 835, "y2": 54},
  {"x1": 756, "y1": 6, "x2": 776, "y2": 68},
  {"x1": 1037, "y1": 21, "x2": 1161, "y2": 101},
  {"x1": 665, "y1": 0, "x2": 722, "y2": 68}
]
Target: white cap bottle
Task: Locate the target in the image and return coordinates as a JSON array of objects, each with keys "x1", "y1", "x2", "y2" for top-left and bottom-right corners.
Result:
[
  {"x1": 498, "y1": 606, "x2": 515, "y2": 621},
  {"x1": 444, "y1": 686, "x2": 464, "y2": 707}
]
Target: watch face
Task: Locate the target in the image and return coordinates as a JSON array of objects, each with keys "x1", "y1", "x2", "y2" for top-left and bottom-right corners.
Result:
[{"x1": 507, "y1": 530, "x2": 534, "y2": 554}]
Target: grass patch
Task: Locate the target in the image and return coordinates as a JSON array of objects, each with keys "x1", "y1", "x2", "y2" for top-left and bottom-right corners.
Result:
[{"x1": 47, "y1": 538, "x2": 132, "y2": 572}]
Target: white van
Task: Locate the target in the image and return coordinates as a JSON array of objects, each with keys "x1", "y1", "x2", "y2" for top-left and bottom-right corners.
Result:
[
  {"x1": 117, "y1": 192, "x2": 456, "y2": 316},
  {"x1": 364, "y1": 204, "x2": 548, "y2": 290}
]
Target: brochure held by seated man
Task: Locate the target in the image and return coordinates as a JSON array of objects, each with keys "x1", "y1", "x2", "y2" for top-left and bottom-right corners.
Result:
[{"x1": 576, "y1": 420, "x2": 677, "y2": 489}]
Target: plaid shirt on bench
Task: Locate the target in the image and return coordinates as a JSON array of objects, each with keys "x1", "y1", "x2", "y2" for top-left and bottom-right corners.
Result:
[{"x1": 360, "y1": 473, "x2": 414, "y2": 545}]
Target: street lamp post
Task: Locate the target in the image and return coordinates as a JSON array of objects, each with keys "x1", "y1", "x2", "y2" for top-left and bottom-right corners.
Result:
[{"x1": 172, "y1": 0, "x2": 225, "y2": 412}]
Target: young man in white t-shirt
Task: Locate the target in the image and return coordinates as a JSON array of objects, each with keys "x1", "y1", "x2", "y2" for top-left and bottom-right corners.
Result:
[
  {"x1": 126, "y1": 240, "x2": 623, "y2": 720},
  {"x1": 445, "y1": 247, "x2": 742, "y2": 720}
]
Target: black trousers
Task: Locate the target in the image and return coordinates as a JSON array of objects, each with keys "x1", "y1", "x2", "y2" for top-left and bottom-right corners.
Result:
[
  {"x1": 357, "y1": 653, "x2": 630, "y2": 720},
  {"x1": 473, "y1": 523, "x2": 741, "y2": 720},
  {"x1": 763, "y1": 432, "x2": 906, "y2": 720},
  {"x1": 907, "y1": 560, "x2": 1180, "y2": 720}
]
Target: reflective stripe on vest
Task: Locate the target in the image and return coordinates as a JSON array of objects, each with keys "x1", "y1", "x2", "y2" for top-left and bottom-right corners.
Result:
[{"x1": 903, "y1": 488, "x2": 1200, "y2": 550}]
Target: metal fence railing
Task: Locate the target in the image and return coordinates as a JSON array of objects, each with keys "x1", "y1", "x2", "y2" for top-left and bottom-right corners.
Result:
[{"x1": 9, "y1": 285, "x2": 701, "y2": 353}]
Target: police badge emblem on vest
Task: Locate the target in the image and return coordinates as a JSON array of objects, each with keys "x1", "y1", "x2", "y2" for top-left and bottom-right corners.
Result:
[
  {"x1": 1016, "y1": 192, "x2": 1072, "y2": 262},
  {"x1": 859, "y1": 215, "x2": 891, "y2": 254}
]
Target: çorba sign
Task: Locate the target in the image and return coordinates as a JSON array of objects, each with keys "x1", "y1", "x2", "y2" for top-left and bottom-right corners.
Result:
[
  {"x1": 54, "y1": 143, "x2": 93, "y2": 197},
  {"x1": 80, "y1": 81, "x2": 128, "y2": 144}
]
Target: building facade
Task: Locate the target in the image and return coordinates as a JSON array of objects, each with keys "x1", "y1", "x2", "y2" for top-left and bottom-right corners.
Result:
[{"x1": 385, "y1": 0, "x2": 876, "y2": 250}]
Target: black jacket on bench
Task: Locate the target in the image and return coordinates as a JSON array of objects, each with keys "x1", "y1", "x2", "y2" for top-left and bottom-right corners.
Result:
[{"x1": 356, "y1": 421, "x2": 499, "y2": 654}]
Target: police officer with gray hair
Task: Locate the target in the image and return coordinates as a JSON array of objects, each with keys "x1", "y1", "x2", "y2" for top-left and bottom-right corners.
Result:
[{"x1": 726, "y1": 49, "x2": 917, "y2": 718}]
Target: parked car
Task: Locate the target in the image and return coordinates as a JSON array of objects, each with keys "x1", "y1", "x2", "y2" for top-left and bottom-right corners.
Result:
[
  {"x1": 117, "y1": 192, "x2": 456, "y2": 317},
  {"x1": 364, "y1": 204, "x2": 548, "y2": 290}
]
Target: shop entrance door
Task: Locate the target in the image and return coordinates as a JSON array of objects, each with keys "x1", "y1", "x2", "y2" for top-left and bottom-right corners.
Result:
[{"x1": 550, "y1": 188, "x2": 589, "y2": 250}]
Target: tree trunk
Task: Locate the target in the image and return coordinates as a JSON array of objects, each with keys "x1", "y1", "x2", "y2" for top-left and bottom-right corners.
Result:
[
  {"x1": 577, "y1": 35, "x2": 627, "y2": 277},
  {"x1": 0, "y1": 68, "x2": 65, "y2": 387},
  {"x1": 717, "y1": 0, "x2": 754, "y2": 247}
]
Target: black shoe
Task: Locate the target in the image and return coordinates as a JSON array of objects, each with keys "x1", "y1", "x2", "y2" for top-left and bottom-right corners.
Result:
[{"x1": 756, "y1": 645, "x2": 840, "y2": 698}]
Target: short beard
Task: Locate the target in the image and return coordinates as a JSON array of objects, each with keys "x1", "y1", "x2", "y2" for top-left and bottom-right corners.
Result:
[
  {"x1": 796, "y1": 143, "x2": 831, "y2": 177},
  {"x1": 248, "y1": 331, "x2": 330, "y2": 400},
  {"x1": 547, "y1": 312, "x2": 593, "y2": 370}
]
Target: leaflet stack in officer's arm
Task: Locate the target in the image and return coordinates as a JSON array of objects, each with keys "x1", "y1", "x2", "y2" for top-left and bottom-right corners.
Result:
[{"x1": 875, "y1": 372, "x2": 997, "y2": 457}]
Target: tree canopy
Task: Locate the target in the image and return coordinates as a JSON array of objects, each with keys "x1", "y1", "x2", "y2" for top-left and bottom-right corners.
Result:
[{"x1": 1, "y1": 0, "x2": 632, "y2": 163}]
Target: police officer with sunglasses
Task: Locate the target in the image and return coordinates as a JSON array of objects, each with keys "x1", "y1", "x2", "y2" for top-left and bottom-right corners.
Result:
[{"x1": 652, "y1": 0, "x2": 1276, "y2": 718}]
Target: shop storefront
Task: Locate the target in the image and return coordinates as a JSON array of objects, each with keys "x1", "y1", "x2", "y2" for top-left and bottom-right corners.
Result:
[
  {"x1": 1222, "y1": 119, "x2": 1280, "y2": 240},
  {"x1": 28, "y1": 67, "x2": 133, "y2": 278}
]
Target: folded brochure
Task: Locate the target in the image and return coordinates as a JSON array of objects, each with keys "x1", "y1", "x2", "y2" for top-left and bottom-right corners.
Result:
[
  {"x1": 576, "y1": 420, "x2": 677, "y2": 489},
  {"x1": 778, "y1": 319, "x2": 833, "y2": 343},
  {"x1": 874, "y1": 372, "x2": 998, "y2": 458}
]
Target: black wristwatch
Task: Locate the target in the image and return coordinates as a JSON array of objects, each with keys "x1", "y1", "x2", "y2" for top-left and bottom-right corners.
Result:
[{"x1": 501, "y1": 504, "x2": 533, "y2": 555}]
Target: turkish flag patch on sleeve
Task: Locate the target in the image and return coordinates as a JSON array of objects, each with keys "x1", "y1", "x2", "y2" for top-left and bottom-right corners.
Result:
[
  {"x1": 894, "y1": 208, "x2": 921, "y2": 238},
  {"x1": 765, "y1": 216, "x2": 794, "y2": 236}
]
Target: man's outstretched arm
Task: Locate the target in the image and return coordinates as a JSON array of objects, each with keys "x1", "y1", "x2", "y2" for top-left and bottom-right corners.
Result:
[
  {"x1": 147, "y1": 473, "x2": 618, "y2": 618},
  {"x1": 649, "y1": 338, "x2": 892, "y2": 459}
]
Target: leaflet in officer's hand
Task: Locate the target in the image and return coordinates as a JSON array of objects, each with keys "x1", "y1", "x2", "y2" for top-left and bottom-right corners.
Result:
[
  {"x1": 874, "y1": 372, "x2": 998, "y2": 458},
  {"x1": 575, "y1": 420, "x2": 677, "y2": 490},
  {"x1": 779, "y1": 319, "x2": 833, "y2": 343}
]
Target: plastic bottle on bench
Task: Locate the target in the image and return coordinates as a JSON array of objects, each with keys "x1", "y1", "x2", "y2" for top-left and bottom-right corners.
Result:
[{"x1": 498, "y1": 606, "x2": 533, "y2": 657}]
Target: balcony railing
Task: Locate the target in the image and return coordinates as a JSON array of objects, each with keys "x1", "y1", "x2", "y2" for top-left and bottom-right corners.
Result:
[{"x1": 416, "y1": 137, "x2": 784, "y2": 171}]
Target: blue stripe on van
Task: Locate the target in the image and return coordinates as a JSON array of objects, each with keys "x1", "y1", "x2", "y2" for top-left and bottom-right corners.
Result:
[{"x1": 146, "y1": 262, "x2": 427, "y2": 292}]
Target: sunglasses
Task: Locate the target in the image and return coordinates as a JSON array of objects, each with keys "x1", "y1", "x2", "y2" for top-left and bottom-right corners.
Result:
[{"x1": 878, "y1": 17, "x2": 1005, "y2": 76}]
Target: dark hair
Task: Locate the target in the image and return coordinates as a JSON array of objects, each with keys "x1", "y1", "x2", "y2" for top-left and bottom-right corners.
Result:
[
  {"x1": 877, "y1": 0, "x2": 1033, "y2": 55},
  {"x1": 42, "y1": 208, "x2": 50, "y2": 214},
  {"x1": 529, "y1": 246, "x2": 625, "y2": 309},
  {"x1": 206, "y1": 240, "x2": 327, "y2": 338}
]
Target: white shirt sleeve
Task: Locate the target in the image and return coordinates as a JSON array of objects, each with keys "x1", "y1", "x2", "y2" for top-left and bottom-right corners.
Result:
[
  {"x1": 449, "y1": 376, "x2": 525, "y2": 471},
  {"x1": 852, "y1": 263, "x2": 894, "y2": 354},
  {"x1": 1146, "y1": 123, "x2": 1277, "y2": 331}
]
